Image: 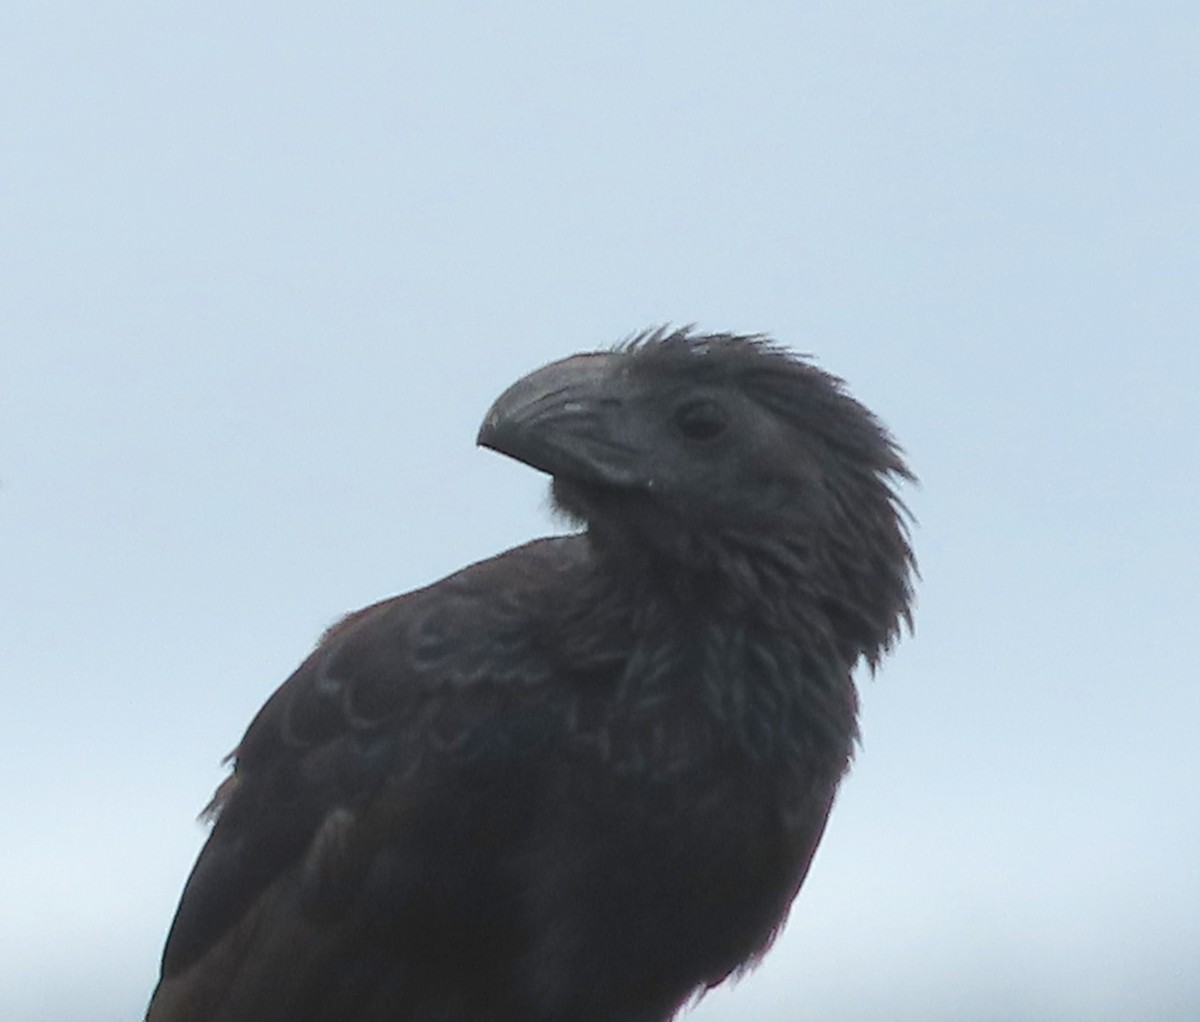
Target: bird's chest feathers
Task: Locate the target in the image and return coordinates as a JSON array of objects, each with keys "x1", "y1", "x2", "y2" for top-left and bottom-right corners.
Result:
[{"x1": 527, "y1": 624, "x2": 849, "y2": 987}]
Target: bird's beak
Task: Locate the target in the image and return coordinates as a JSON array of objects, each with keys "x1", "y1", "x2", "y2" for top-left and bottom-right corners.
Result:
[{"x1": 478, "y1": 352, "x2": 642, "y2": 487}]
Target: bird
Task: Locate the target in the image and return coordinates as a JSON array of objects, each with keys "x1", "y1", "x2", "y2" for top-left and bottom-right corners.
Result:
[{"x1": 146, "y1": 327, "x2": 916, "y2": 1022}]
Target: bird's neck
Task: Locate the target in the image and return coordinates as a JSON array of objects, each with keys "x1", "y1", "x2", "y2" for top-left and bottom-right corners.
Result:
[{"x1": 579, "y1": 533, "x2": 859, "y2": 781}]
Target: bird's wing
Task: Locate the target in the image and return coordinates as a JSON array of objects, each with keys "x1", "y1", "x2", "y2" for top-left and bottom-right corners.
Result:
[{"x1": 147, "y1": 537, "x2": 594, "y2": 1022}]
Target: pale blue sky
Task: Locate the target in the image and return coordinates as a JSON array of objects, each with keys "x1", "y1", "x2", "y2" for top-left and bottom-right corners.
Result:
[{"x1": 2, "y1": 4, "x2": 1197, "y2": 1020}]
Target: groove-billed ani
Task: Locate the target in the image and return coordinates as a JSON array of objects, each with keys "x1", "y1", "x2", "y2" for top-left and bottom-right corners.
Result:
[{"x1": 146, "y1": 328, "x2": 915, "y2": 1022}]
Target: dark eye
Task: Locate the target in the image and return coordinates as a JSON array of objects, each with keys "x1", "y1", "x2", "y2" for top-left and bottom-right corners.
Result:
[{"x1": 672, "y1": 398, "x2": 728, "y2": 443}]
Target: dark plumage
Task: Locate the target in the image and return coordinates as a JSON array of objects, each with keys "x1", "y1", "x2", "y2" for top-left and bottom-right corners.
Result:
[{"x1": 146, "y1": 328, "x2": 916, "y2": 1022}]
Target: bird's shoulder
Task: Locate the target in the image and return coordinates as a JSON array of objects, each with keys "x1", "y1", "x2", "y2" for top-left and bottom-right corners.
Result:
[
  {"x1": 248, "y1": 532, "x2": 600, "y2": 757},
  {"x1": 159, "y1": 534, "x2": 607, "y2": 978}
]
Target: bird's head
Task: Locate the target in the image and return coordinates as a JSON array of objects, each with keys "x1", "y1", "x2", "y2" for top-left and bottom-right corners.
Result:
[{"x1": 479, "y1": 328, "x2": 915, "y2": 660}]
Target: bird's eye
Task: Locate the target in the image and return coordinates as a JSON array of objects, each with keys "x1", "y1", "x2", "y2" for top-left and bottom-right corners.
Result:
[{"x1": 673, "y1": 398, "x2": 728, "y2": 443}]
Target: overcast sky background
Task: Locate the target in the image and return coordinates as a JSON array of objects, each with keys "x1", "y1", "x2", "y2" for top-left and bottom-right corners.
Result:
[{"x1": 2, "y1": 4, "x2": 1197, "y2": 1021}]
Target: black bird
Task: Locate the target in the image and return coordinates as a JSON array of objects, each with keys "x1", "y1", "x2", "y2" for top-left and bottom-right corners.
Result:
[{"x1": 146, "y1": 328, "x2": 915, "y2": 1022}]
